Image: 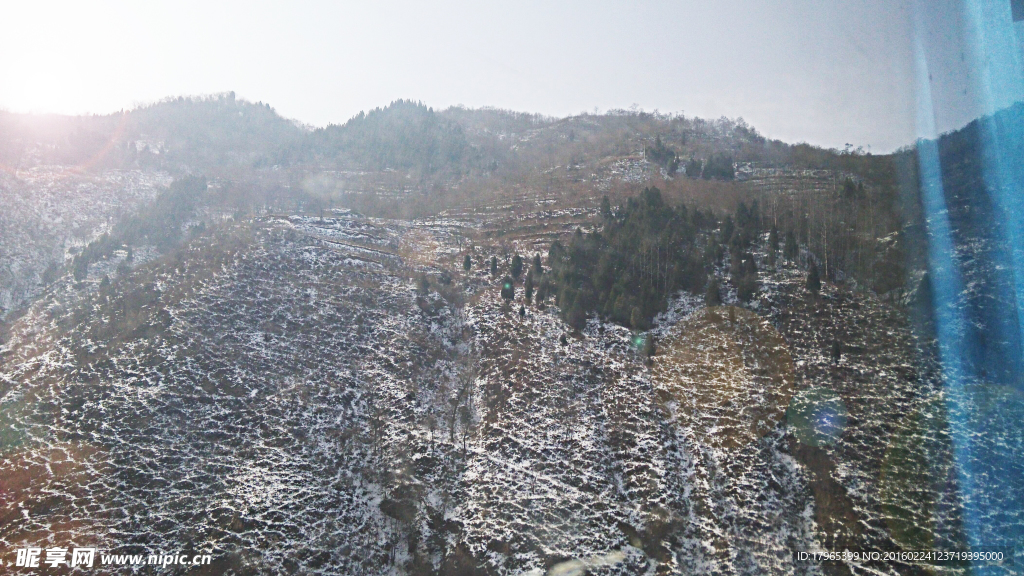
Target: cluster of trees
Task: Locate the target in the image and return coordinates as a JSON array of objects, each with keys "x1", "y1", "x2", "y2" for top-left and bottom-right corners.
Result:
[
  {"x1": 533, "y1": 177, "x2": 909, "y2": 331},
  {"x1": 646, "y1": 136, "x2": 679, "y2": 174},
  {"x1": 545, "y1": 187, "x2": 714, "y2": 329},
  {"x1": 702, "y1": 154, "x2": 736, "y2": 180},
  {"x1": 684, "y1": 157, "x2": 703, "y2": 178},
  {"x1": 770, "y1": 175, "x2": 905, "y2": 295},
  {"x1": 498, "y1": 253, "x2": 546, "y2": 304},
  {"x1": 308, "y1": 100, "x2": 470, "y2": 174},
  {"x1": 719, "y1": 201, "x2": 765, "y2": 302},
  {"x1": 718, "y1": 172, "x2": 907, "y2": 301},
  {"x1": 730, "y1": 251, "x2": 760, "y2": 302},
  {"x1": 681, "y1": 153, "x2": 735, "y2": 180},
  {"x1": 713, "y1": 183, "x2": 905, "y2": 303},
  {"x1": 127, "y1": 93, "x2": 304, "y2": 170},
  {"x1": 644, "y1": 137, "x2": 736, "y2": 182},
  {"x1": 70, "y1": 176, "x2": 208, "y2": 281},
  {"x1": 2, "y1": 96, "x2": 474, "y2": 176},
  {"x1": 2, "y1": 93, "x2": 312, "y2": 171},
  {"x1": 116, "y1": 175, "x2": 207, "y2": 250}
]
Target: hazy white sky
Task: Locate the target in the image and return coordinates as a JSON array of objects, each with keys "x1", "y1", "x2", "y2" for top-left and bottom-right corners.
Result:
[{"x1": 0, "y1": 0, "x2": 1012, "y2": 152}]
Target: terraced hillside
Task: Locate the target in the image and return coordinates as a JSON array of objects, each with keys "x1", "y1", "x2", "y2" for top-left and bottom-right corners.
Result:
[{"x1": 1, "y1": 205, "x2": 997, "y2": 576}]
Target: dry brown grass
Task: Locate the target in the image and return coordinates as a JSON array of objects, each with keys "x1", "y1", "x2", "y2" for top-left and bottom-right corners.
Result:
[{"x1": 652, "y1": 306, "x2": 795, "y2": 454}]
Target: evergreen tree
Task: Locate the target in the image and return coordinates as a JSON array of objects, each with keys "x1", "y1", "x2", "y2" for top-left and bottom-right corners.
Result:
[
  {"x1": 532, "y1": 253, "x2": 543, "y2": 275},
  {"x1": 535, "y1": 278, "x2": 549, "y2": 303},
  {"x1": 72, "y1": 256, "x2": 88, "y2": 282},
  {"x1": 729, "y1": 251, "x2": 744, "y2": 280},
  {"x1": 565, "y1": 289, "x2": 588, "y2": 329},
  {"x1": 546, "y1": 187, "x2": 712, "y2": 329},
  {"x1": 703, "y1": 237, "x2": 722, "y2": 269},
  {"x1": 417, "y1": 273, "x2": 430, "y2": 295},
  {"x1": 784, "y1": 229, "x2": 798, "y2": 261},
  {"x1": 643, "y1": 334, "x2": 656, "y2": 358},
  {"x1": 745, "y1": 256, "x2": 758, "y2": 276},
  {"x1": 490, "y1": 256, "x2": 498, "y2": 276},
  {"x1": 524, "y1": 270, "x2": 534, "y2": 303},
  {"x1": 807, "y1": 261, "x2": 821, "y2": 293},
  {"x1": 721, "y1": 154, "x2": 736, "y2": 180},
  {"x1": 769, "y1": 225, "x2": 779, "y2": 254},
  {"x1": 500, "y1": 276, "x2": 515, "y2": 300},
  {"x1": 519, "y1": 304, "x2": 526, "y2": 317},
  {"x1": 702, "y1": 154, "x2": 735, "y2": 180},
  {"x1": 721, "y1": 216, "x2": 735, "y2": 245},
  {"x1": 548, "y1": 240, "x2": 564, "y2": 268},
  {"x1": 733, "y1": 254, "x2": 759, "y2": 303},
  {"x1": 737, "y1": 273, "x2": 758, "y2": 302},
  {"x1": 511, "y1": 254, "x2": 523, "y2": 279},
  {"x1": 630, "y1": 307, "x2": 645, "y2": 330},
  {"x1": 647, "y1": 135, "x2": 677, "y2": 170},
  {"x1": 600, "y1": 195, "x2": 612, "y2": 219},
  {"x1": 705, "y1": 278, "x2": 722, "y2": 306},
  {"x1": 685, "y1": 157, "x2": 702, "y2": 178},
  {"x1": 701, "y1": 156, "x2": 715, "y2": 180},
  {"x1": 831, "y1": 340, "x2": 842, "y2": 363},
  {"x1": 841, "y1": 178, "x2": 863, "y2": 200},
  {"x1": 463, "y1": 254, "x2": 471, "y2": 271}
]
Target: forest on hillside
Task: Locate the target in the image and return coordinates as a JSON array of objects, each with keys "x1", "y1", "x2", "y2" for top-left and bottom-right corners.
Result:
[
  {"x1": 0, "y1": 93, "x2": 920, "y2": 324},
  {"x1": 542, "y1": 171, "x2": 906, "y2": 330}
]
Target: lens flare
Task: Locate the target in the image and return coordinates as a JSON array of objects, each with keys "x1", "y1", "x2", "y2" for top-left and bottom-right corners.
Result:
[
  {"x1": 0, "y1": 110, "x2": 130, "y2": 178},
  {"x1": 786, "y1": 386, "x2": 848, "y2": 447},
  {"x1": 630, "y1": 333, "x2": 646, "y2": 350}
]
